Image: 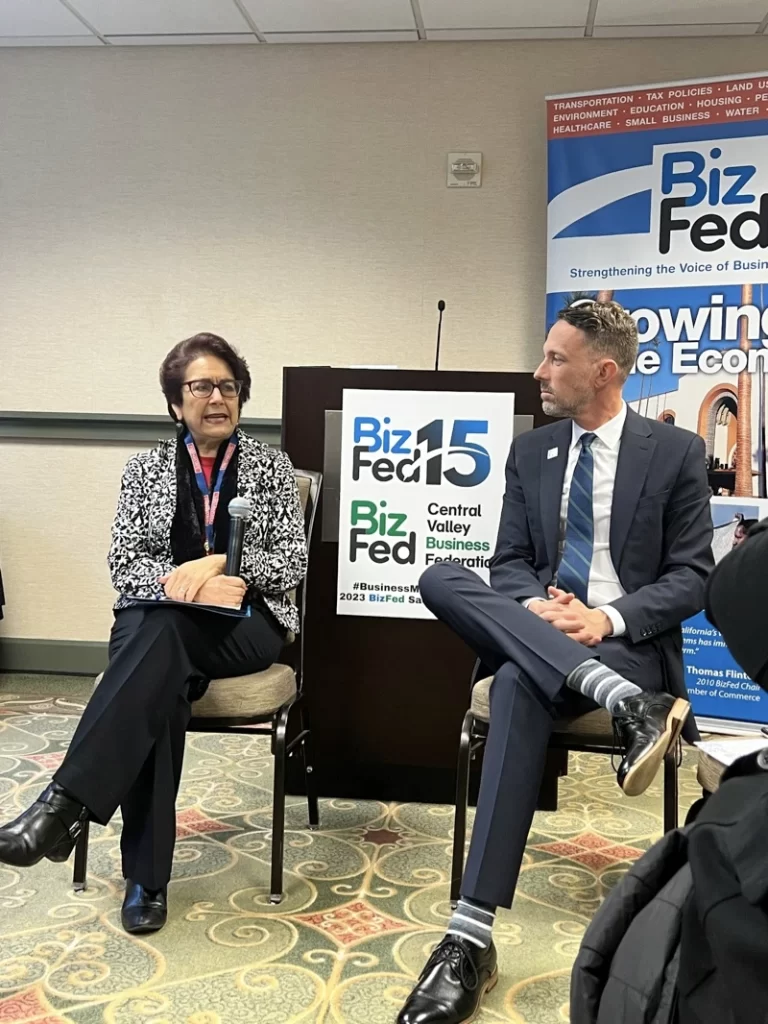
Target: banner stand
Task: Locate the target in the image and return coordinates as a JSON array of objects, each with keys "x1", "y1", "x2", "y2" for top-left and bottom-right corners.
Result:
[{"x1": 546, "y1": 72, "x2": 768, "y2": 730}]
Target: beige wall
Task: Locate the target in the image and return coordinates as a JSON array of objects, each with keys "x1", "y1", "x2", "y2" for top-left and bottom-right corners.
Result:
[
  {"x1": 2, "y1": 39, "x2": 768, "y2": 642},
  {"x1": 0, "y1": 441, "x2": 154, "y2": 642}
]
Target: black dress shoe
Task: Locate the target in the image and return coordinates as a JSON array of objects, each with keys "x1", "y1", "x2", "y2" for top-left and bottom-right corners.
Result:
[
  {"x1": 613, "y1": 692, "x2": 690, "y2": 797},
  {"x1": 397, "y1": 935, "x2": 497, "y2": 1024},
  {"x1": 121, "y1": 880, "x2": 168, "y2": 935},
  {"x1": 0, "y1": 783, "x2": 87, "y2": 867}
]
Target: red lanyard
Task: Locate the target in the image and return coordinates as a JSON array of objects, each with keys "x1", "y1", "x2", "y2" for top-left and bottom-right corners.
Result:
[{"x1": 185, "y1": 432, "x2": 238, "y2": 553}]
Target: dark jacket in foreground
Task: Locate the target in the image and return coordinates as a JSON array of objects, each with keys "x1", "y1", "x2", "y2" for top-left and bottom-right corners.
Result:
[
  {"x1": 572, "y1": 516, "x2": 768, "y2": 1024},
  {"x1": 570, "y1": 749, "x2": 768, "y2": 1024},
  {"x1": 490, "y1": 408, "x2": 714, "y2": 740}
]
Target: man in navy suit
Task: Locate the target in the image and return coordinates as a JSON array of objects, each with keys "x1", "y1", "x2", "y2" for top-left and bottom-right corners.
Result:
[{"x1": 398, "y1": 301, "x2": 714, "y2": 1024}]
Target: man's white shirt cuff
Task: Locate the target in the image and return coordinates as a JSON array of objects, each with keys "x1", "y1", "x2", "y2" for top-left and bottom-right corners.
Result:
[{"x1": 598, "y1": 603, "x2": 626, "y2": 637}]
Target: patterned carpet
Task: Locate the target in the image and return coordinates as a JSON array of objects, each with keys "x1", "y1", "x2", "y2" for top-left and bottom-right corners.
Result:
[{"x1": 0, "y1": 686, "x2": 702, "y2": 1024}]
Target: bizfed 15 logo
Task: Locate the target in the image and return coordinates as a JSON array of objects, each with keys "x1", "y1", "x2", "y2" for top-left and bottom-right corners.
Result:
[
  {"x1": 350, "y1": 416, "x2": 491, "y2": 487},
  {"x1": 346, "y1": 414, "x2": 491, "y2": 566}
]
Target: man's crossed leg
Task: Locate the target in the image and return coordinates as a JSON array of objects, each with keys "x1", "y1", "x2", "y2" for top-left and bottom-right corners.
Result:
[{"x1": 397, "y1": 562, "x2": 689, "y2": 1024}]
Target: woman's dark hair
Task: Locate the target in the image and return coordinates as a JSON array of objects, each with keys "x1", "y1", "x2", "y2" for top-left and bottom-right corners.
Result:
[{"x1": 159, "y1": 332, "x2": 252, "y2": 421}]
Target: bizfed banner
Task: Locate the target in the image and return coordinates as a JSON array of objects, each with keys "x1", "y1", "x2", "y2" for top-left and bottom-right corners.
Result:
[
  {"x1": 337, "y1": 389, "x2": 515, "y2": 619},
  {"x1": 684, "y1": 497, "x2": 768, "y2": 724},
  {"x1": 547, "y1": 71, "x2": 768, "y2": 725}
]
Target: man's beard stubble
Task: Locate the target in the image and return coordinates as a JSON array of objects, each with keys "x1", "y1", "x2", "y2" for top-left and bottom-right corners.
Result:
[
  {"x1": 541, "y1": 393, "x2": 578, "y2": 418},
  {"x1": 540, "y1": 383, "x2": 593, "y2": 419}
]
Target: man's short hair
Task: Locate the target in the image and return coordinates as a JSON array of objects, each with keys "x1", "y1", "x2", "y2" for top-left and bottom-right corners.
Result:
[{"x1": 557, "y1": 300, "x2": 638, "y2": 381}]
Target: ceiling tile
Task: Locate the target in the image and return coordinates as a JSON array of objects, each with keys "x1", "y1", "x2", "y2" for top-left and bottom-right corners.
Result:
[
  {"x1": 0, "y1": 0, "x2": 92, "y2": 36},
  {"x1": 427, "y1": 27, "x2": 585, "y2": 39},
  {"x1": 107, "y1": 34, "x2": 259, "y2": 45},
  {"x1": 240, "y1": 0, "x2": 416, "y2": 32},
  {"x1": 419, "y1": 0, "x2": 590, "y2": 29},
  {"x1": 594, "y1": 22, "x2": 760, "y2": 35},
  {"x1": 596, "y1": 0, "x2": 767, "y2": 26},
  {"x1": 69, "y1": 0, "x2": 250, "y2": 35},
  {"x1": 264, "y1": 30, "x2": 418, "y2": 42},
  {"x1": 0, "y1": 34, "x2": 103, "y2": 45}
]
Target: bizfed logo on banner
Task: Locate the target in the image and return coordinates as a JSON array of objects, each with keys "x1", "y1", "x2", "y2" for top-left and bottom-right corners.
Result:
[
  {"x1": 547, "y1": 130, "x2": 768, "y2": 292},
  {"x1": 337, "y1": 389, "x2": 515, "y2": 620},
  {"x1": 548, "y1": 97, "x2": 768, "y2": 384},
  {"x1": 654, "y1": 139, "x2": 768, "y2": 256}
]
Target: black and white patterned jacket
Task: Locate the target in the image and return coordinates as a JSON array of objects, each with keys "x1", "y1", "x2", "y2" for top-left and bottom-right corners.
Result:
[{"x1": 108, "y1": 429, "x2": 307, "y2": 633}]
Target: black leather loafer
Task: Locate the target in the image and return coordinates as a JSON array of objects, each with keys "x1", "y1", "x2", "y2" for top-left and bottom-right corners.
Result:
[
  {"x1": 121, "y1": 880, "x2": 168, "y2": 935},
  {"x1": 397, "y1": 935, "x2": 498, "y2": 1024},
  {"x1": 0, "y1": 783, "x2": 87, "y2": 867},
  {"x1": 614, "y1": 691, "x2": 690, "y2": 796}
]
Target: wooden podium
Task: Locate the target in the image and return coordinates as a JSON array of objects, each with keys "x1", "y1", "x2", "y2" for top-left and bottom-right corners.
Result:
[{"x1": 281, "y1": 367, "x2": 548, "y2": 804}]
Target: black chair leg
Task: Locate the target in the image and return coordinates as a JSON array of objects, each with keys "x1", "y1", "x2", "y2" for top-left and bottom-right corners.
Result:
[
  {"x1": 450, "y1": 711, "x2": 475, "y2": 908},
  {"x1": 662, "y1": 741, "x2": 679, "y2": 833},
  {"x1": 270, "y1": 704, "x2": 290, "y2": 904},
  {"x1": 299, "y1": 701, "x2": 319, "y2": 831},
  {"x1": 73, "y1": 821, "x2": 89, "y2": 892}
]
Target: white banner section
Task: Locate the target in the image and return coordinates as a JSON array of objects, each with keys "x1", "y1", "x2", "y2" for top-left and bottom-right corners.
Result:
[{"x1": 337, "y1": 389, "x2": 515, "y2": 619}]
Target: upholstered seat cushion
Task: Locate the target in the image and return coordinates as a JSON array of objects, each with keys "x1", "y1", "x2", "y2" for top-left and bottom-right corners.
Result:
[
  {"x1": 697, "y1": 748, "x2": 727, "y2": 794},
  {"x1": 295, "y1": 475, "x2": 311, "y2": 509},
  {"x1": 471, "y1": 676, "x2": 613, "y2": 741},
  {"x1": 94, "y1": 663, "x2": 297, "y2": 720},
  {"x1": 193, "y1": 665, "x2": 296, "y2": 719},
  {"x1": 468, "y1": 676, "x2": 493, "y2": 720}
]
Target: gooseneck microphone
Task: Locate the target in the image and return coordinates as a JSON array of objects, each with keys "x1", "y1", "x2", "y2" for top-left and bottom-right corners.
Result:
[
  {"x1": 434, "y1": 299, "x2": 446, "y2": 371},
  {"x1": 225, "y1": 496, "x2": 252, "y2": 576}
]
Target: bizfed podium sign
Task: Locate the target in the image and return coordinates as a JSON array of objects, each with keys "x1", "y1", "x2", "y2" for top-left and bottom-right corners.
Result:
[{"x1": 337, "y1": 389, "x2": 515, "y2": 619}]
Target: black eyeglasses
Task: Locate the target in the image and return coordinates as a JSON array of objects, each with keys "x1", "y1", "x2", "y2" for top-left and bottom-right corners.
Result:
[{"x1": 183, "y1": 378, "x2": 242, "y2": 399}]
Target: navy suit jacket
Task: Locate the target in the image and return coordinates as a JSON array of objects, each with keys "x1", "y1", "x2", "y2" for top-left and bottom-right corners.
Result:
[{"x1": 490, "y1": 408, "x2": 714, "y2": 734}]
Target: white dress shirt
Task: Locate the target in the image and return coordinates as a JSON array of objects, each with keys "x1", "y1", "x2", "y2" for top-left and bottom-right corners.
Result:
[{"x1": 524, "y1": 403, "x2": 628, "y2": 637}]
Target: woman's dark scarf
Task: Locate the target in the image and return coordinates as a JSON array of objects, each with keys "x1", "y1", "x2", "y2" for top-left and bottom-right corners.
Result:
[{"x1": 170, "y1": 429, "x2": 239, "y2": 567}]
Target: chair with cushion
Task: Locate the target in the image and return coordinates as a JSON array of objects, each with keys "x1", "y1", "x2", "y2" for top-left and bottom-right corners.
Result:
[
  {"x1": 73, "y1": 468, "x2": 322, "y2": 905},
  {"x1": 450, "y1": 665, "x2": 681, "y2": 904},
  {"x1": 696, "y1": 746, "x2": 727, "y2": 797}
]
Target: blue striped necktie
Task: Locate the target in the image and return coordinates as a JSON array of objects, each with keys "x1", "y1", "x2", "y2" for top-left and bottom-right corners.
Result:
[{"x1": 557, "y1": 432, "x2": 597, "y2": 604}]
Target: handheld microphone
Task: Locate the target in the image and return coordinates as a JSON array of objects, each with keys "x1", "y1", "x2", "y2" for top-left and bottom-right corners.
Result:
[
  {"x1": 225, "y1": 496, "x2": 252, "y2": 576},
  {"x1": 434, "y1": 300, "x2": 446, "y2": 371}
]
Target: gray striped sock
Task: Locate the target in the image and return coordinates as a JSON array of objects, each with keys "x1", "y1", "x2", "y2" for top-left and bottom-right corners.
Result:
[
  {"x1": 566, "y1": 658, "x2": 641, "y2": 714},
  {"x1": 447, "y1": 896, "x2": 496, "y2": 949}
]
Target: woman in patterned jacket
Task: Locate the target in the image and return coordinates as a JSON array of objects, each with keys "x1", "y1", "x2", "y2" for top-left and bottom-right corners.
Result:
[{"x1": 0, "y1": 333, "x2": 308, "y2": 934}]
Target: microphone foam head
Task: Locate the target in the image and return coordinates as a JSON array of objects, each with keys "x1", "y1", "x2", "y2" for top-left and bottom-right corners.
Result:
[
  {"x1": 228, "y1": 496, "x2": 252, "y2": 520},
  {"x1": 438, "y1": 299, "x2": 446, "y2": 311}
]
